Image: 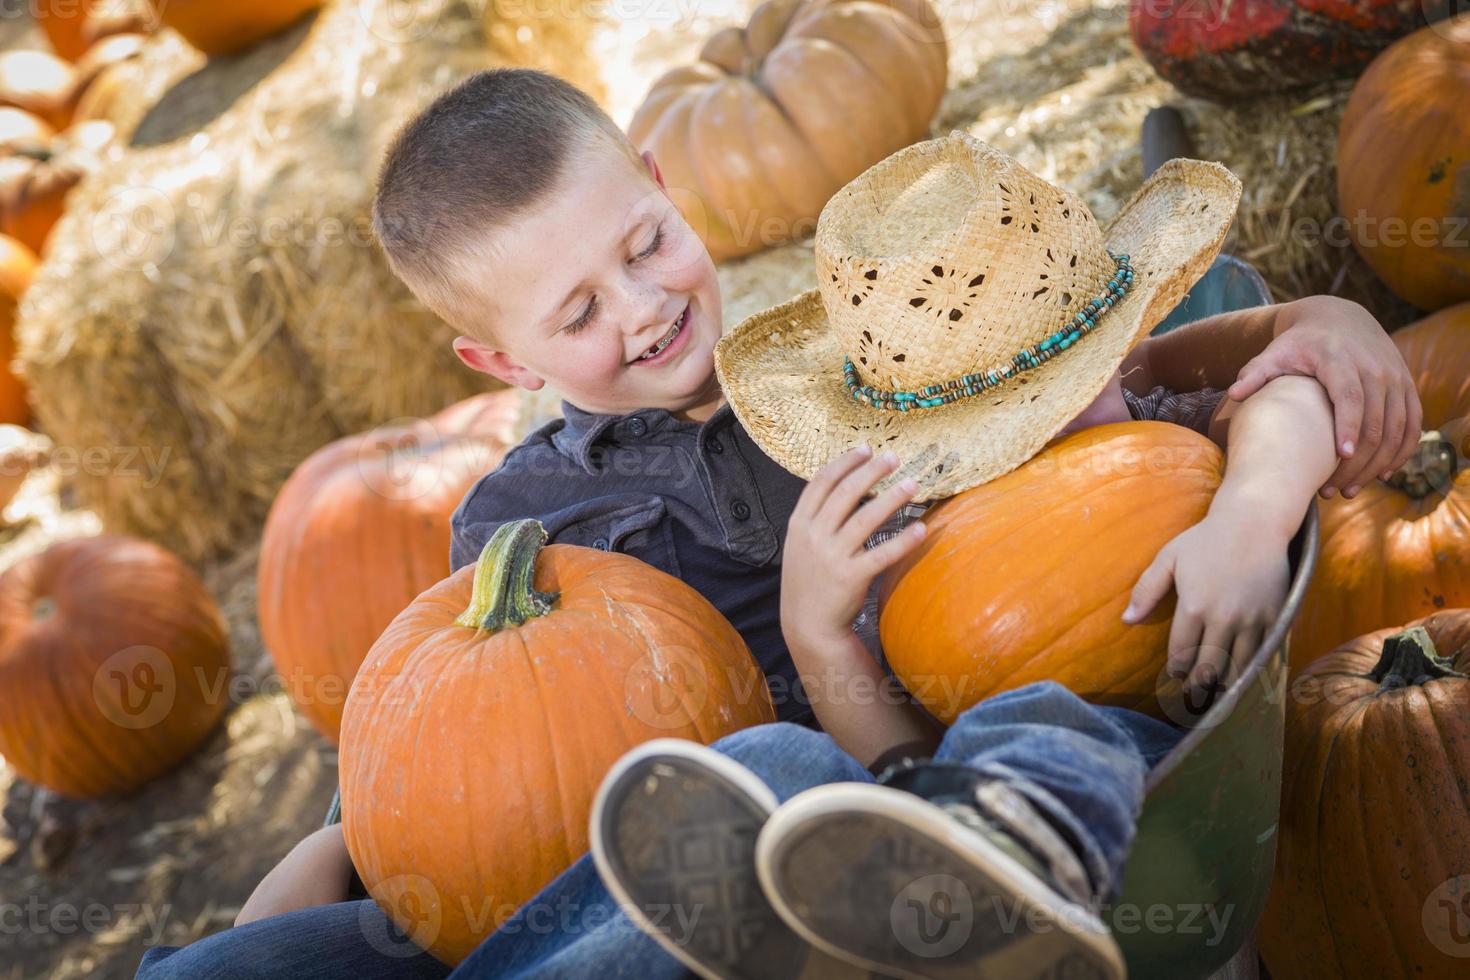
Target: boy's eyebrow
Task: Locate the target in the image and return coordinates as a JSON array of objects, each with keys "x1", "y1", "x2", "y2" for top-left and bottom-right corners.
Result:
[{"x1": 541, "y1": 215, "x2": 659, "y2": 333}]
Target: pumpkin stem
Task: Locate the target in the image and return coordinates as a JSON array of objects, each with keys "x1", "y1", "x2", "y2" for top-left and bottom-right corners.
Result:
[
  {"x1": 1384, "y1": 430, "x2": 1458, "y2": 499},
  {"x1": 453, "y1": 519, "x2": 560, "y2": 632},
  {"x1": 1366, "y1": 626, "x2": 1468, "y2": 690}
]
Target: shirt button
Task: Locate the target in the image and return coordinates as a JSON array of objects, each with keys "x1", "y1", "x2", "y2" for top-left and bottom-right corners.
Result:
[
  {"x1": 708, "y1": 438, "x2": 724, "y2": 455},
  {"x1": 628, "y1": 418, "x2": 647, "y2": 437},
  {"x1": 730, "y1": 499, "x2": 751, "y2": 521},
  {"x1": 592, "y1": 537, "x2": 609, "y2": 550}
]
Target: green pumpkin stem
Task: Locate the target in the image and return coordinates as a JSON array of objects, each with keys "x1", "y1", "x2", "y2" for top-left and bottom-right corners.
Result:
[
  {"x1": 1384, "y1": 430, "x2": 1458, "y2": 500},
  {"x1": 453, "y1": 519, "x2": 560, "y2": 632},
  {"x1": 1367, "y1": 626, "x2": 1468, "y2": 690}
]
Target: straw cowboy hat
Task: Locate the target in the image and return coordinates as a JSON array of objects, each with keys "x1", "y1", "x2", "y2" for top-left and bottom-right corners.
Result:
[{"x1": 713, "y1": 131, "x2": 1242, "y2": 501}]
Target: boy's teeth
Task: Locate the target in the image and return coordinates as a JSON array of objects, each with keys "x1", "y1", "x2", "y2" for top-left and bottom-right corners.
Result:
[{"x1": 639, "y1": 314, "x2": 683, "y2": 360}]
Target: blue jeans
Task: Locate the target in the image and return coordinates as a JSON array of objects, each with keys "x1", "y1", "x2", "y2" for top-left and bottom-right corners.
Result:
[{"x1": 135, "y1": 681, "x2": 1183, "y2": 980}]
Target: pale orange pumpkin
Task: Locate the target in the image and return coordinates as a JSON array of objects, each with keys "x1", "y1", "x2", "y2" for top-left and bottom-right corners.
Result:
[
  {"x1": 0, "y1": 234, "x2": 37, "y2": 424},
  {"x1": 0, "y1": 534, "x2": 230, "y2": 798},
  {"x1": 1337, "y1": 15, "x2": 1470, "y2": 311},
  {"x1": 629, "y1": 0, "x2": 948, "y2": 261},
  {"x1": 148, "y1": 0, "x2": 322, "y2": 57},
  {"x1": 258, "y1": 391, "x2": 520, "y2": 743},
  {"x1": 879, "y1": 422, "x2": 1224, "y2": 723},
  {"x1": 339, "y1": 519, "x2": 776, "y2": 964},
  {"x1": 1288, "y1": 303, "x2": 1470, "y2": 674},
  {"x1": 1260, "y1": 612, "x2": 1470, "y2": 979}
]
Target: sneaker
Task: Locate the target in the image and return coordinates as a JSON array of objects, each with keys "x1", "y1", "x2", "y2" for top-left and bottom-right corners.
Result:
[
  {"x1": 754, "y1": 764, "x2": 1126, "y2": 980},
  {"x1": 590, "y1": 739, "x2": 872, "y2": 980}
]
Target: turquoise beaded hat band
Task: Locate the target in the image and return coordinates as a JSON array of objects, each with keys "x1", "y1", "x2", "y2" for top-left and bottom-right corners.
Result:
[{"x1": 843, "y1": 253, "x2": 1135, "y2": 412}]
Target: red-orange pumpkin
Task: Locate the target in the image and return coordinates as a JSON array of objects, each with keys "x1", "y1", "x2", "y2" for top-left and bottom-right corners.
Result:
[
  {"x1": 0, "y1": 534, "x2": 230, "y2": 798},
  {"x1": 0, "y1": 233, "x2": 38, "y2": 425},
  {"x1": 1337, "y1": 15, "x2": 1470, "y2": 311},
  {"x1": 629, "y1": 0, "x2": 947, "y2": 261},
  {"x1": 1260, "y1": 612, "x2": 1470, "y2": 979},
  {"x1": 879, "y1": 422, "x2": 1224, "y2": 723},
  {"x1": 148, "y1": 0, "x2": 322, "y2": 57},
  {"x1": 339, "y1": 519, "x2": 776, "y2": 964},
  {"x1": 1288, "y1": 303, "x2": 1470, "y2": 674},
  {"x1": 257, "y1": 392, "x2": 520, "y2": 742}
]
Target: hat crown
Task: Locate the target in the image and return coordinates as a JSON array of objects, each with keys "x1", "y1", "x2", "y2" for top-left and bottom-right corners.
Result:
[{"x1": 817, "y1": 134, "x2": 1117, "y2": 393}]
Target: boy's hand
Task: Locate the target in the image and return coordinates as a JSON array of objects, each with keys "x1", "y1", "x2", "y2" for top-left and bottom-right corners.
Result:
[
  {"x1": 1226, "y1": 296, "x2": 1421, "y2": 499},
  {"x1": 781, "y1": 446, "x2": 927, "y2": 651},
  {"x1": 1123, "y1": 514, "x2": 1290, "y2": 696}
]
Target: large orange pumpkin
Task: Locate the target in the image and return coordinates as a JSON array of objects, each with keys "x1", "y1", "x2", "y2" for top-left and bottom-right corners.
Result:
[
  {"x1": 879, "y1": 422, "x2": 1224, "y2": 723},
  {"x1": 1337, "y1": 15, "x2": 1470, "y2": 311},
  {"x1": 338, "y1": 519, "x2": 776, "y2": 965},
  {"x1": 147, "y1": 0, "x2": 322, "y2": 57},
  {"x1": 629, "y1": 0, "x2": 947, "y2": 262},
  {"x1": 258, "y1": 391, "x2": 519, "y2": 743},
  {"x1": 0, "y1": 535, "x2": 230, "y2": 798},
  {"x1": 1260, "y1": 612, "x2": 1470, "y2": 979},
  {"x1": 1288, "y1": 303, "x2": 1470, "y2": 675},
  {"x1": 0, "y1": 233, "x2": 37, "y2": 425}
]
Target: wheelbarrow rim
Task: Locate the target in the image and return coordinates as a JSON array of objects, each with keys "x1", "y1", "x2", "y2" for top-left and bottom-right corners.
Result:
[{"x1": 1143, "y1": 500, "x2": 1320, "y2": 791}]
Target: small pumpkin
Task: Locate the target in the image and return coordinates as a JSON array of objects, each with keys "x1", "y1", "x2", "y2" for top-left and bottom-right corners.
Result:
[
  {"x1": 257, "y1": 391, "x2": 520, "y2": 743},
  {"x1": 1259, "y1": 613, "x2": 1470, "y2": 979},
  {"x1": 1288, "y1": 303, "x2": 1470, "y2": 674},
  {"x1": 338, "y1": 519, "x2": 776, "y2": 964},
  {"x1": 0, "y1": 50, "x2": 80, "y2": 130},
  {"x1": 1130, "y1": 0, "x2": 1455, "y2": 103},
  {"x1": 0, "y1": 120, "x2": 114, "y2": 257},
  {"x1": 0, "y1": 108, "x2": 54, "y2": 156},
  {"x1": 36, "y1": 0, "x2": 150, "y2": 62},
  {"x1": 147, "y1": 0, "x2": 323, "y2": 57},
  {"x1": 0, "y1": 234, "x2": 38, "y2": 425},
  {"x1": 1337, "y1": 15, "x2": 1470, "y2": 311},
  {"x1": 629, "y1": 0, "x2": 948, "y2": 261},
  {"x1": 879, "y1": 421, "x2": 1224, "y2": 723},
  {"x1": 0, "y1": 534, "x2": 230, "y2": 798}
]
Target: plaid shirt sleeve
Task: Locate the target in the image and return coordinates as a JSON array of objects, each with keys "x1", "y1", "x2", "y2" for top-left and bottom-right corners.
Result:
[{"x1": 851, "y1": 500, "x2": 933, "y2": 664}]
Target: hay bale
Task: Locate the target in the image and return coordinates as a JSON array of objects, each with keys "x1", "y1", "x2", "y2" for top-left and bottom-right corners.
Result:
[{"x1": 15, "y1": 0, "x2": 606, "y2": 561}]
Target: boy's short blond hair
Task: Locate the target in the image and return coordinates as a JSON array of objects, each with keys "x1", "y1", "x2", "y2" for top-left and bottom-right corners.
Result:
[{"x1": 372, "y1": 69, "x2": 640, "y2": 343}]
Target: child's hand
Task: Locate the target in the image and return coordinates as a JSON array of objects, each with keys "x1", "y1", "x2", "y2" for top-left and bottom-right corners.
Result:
[
  {"x1": 1226, "y1": 296, "x2": 1421, "y2": 499},
  {"x1": 1122, "y1": 514, "x2": 1290, "y2": 696},
  {"x1": 235, "y1": 824, "x2": 356, "y2": 927},
  {"x1": 781, "y1": 447, "x2": 926, "y2": 651}
]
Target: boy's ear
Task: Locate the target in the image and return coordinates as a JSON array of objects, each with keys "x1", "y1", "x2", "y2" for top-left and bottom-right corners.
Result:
[
  {"x1": 452, "y1": 336, "x2": 545, "y2": 391},
  {"x1": 641, "y1": 150, "x2": 666, "y2": 192}
]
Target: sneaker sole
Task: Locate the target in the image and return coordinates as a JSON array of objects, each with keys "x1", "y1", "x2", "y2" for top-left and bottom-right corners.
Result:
[
  {"x1": 756, "y1": 784, "x2": 1126, "y2": 980},
  {"x1": 591, "y1": 739, "x2": 836, "y2": 980}
]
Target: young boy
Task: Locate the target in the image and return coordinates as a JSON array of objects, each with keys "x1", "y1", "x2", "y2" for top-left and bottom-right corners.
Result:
[{"x1": 135, "y1": 69, "x2": 1418, "y2": 980}]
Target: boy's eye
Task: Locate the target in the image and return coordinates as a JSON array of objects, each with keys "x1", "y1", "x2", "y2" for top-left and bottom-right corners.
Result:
[
  {"x1": 565, "y1": 295, "x2": 597, "y2": 335},
  {"x1": 635, "y1": 225, "x2": 664, "y2": 261}
]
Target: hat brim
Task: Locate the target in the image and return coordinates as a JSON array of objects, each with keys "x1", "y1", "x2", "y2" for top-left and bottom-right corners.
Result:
[{"x1": 714, "y1": 158, "x2": 1242, "y2": 500}]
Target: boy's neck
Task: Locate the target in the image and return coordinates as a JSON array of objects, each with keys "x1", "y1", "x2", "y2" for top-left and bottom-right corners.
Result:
[{"x1": 672, "y1": 393, "x2": 726, "y2": 424}]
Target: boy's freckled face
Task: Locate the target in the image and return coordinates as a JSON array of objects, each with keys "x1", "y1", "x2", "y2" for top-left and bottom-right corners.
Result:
[{"x1": 463, "y1": 141, "x2": 724, "y2": 418}]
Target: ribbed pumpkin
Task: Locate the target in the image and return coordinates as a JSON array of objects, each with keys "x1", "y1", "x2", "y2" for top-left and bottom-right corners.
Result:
[
  {"x1": 879, "y1": 422, "x2": 1224, "y2": 723},
  {"x1": 1130, "y1": 0, "x2": 1454, "y2": 103},
  {"x1": 0, "y1": 50, "x2": 80, "y2": 130},
  {"x1": 339, "y1": 519, "x2": 776, "y2": 965},
  {"x1": 1288, "y1": 303, "x2": 1470, "y2": 675},
  {"x1": 258, "y1": 391, "x2": 519, "y2": 743},
  {"x1": 148, "y1": 0, "x2": 322, "y2": 56},
  {"x1": 629, "y1": 0, "x2": 947, "y2": 262},
  {"x1": 1338, "y1": 15, "x2": 1470, "y2": 311},
  {"x1": 1260, "y1": 613, "x2": 1470, "y2": 979},
  {"x1": 0, "y1": 535, "x2": 230, "y2": 798},
  {"x1": 0, "y1": 234, "x2": 37, "y2": 424}
]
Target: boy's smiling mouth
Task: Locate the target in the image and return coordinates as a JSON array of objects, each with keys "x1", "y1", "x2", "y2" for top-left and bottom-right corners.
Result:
[{"x1": 631, "y1": 304, "x2": 691, "y2": 365}]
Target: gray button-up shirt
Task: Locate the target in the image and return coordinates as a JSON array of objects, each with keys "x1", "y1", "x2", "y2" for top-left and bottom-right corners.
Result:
[{"x1": 450, "y1": 386, "x2": 1224, "y2": 727}]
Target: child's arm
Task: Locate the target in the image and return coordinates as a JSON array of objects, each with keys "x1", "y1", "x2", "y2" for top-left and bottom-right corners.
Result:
[
  {"x1": 235, "y1": 824, "x2": 356, "y2": 927},
  {"x1": 1122, "y1": 295, "x2": 1421, "y2": 498},
  {"x1": 780, "y1": 448, "x2": 944, "y2": 768},
  {"x1": 1123, "y1": 375, "x2": 1336, "y2": 695}
]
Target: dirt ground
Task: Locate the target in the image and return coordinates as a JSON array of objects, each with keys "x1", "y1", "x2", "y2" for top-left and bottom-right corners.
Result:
[{"x1": 0, "y1": 1, "x2": 1377, "y2": 977}]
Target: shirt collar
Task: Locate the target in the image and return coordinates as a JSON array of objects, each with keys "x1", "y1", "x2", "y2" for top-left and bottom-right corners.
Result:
[{"x1": 551, "y1": 399, "x2": 732, "y2": 473}]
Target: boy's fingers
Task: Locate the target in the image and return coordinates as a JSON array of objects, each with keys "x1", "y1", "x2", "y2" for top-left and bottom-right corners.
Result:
[
  {"x1": 1124, "y1": 551, "x2": 1175, "y2": 624},
  {"x1": 1228, "y1": 355, "x2": 1279, "y2": 402},
  {"x1": 800, "y1": 445, "x2": 873, "y2": 519},
  {"x1": 1386, "y1": 386, "x2": 1423, "y2": 476},
  {"x1": 1188, "y1": 621, "x2": 1234, "y2": 695},
  {"x1": 1338, "y1": 374, "x2": 1388, "y2": 495},
  {"x1": 1165, "y1": 609, "x2": 1204, "y2": 680},
  {"x1": 1353, "y1": 389, "x2": 1406, "y2": 496},
  {"x1": 1224, "y1": 625, "x2": 1264, "y2": 692},
  {"x1": 858, "y1": 520, "x2": 926, "y2": 577},
  {"x1": 842, "y1": 478, "x2": 919, "y2": 552},
  {"x1": 1328, "y1": 369, "x2": 1365, "y2": 460},
  {"x1": 821, "y1": 451, "x2": 900, "y2": 532}
]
